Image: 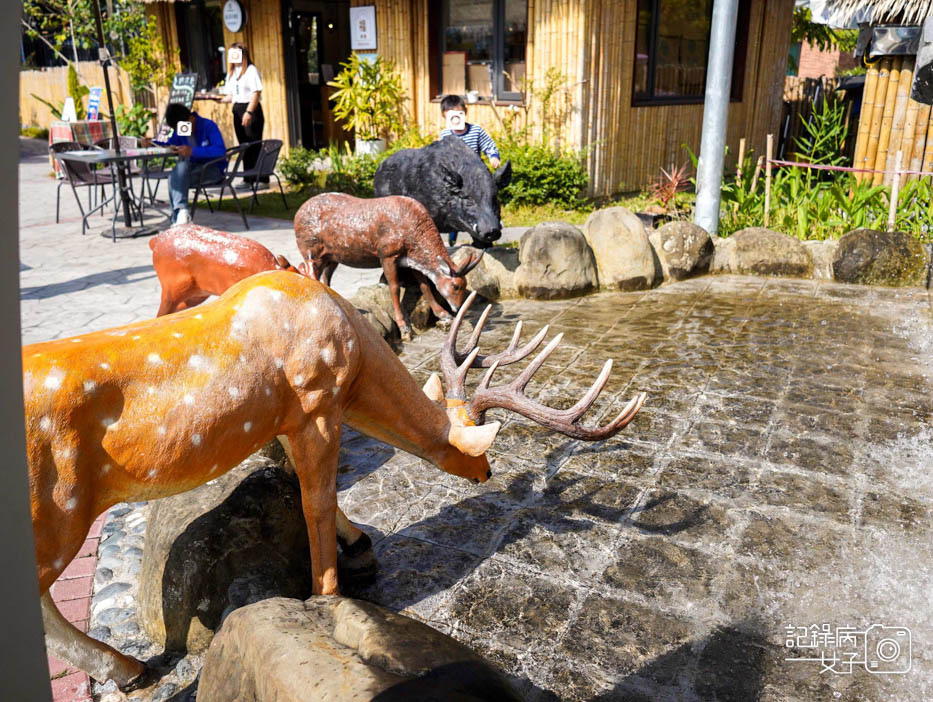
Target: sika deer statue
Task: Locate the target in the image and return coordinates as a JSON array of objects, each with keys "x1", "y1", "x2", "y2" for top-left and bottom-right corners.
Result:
[
  {"x1": 150, "y1": 224, "x2": 300, "y2": 316},
  {"x1": 294, "y1": 192, "x2": 484, "y2": 339},
  {"x1": 24, "y1": 272, "x2": 644, "y2": 688}
]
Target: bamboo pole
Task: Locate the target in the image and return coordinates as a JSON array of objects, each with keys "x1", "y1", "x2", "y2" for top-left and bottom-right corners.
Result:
[
  {"x1": 864, "y1": 58, "x2": 892, "y2": 183},
  {"x1": 750, "y1": 155, "x2": 764, "y2": 191},
  {"x1": 737, "y1": 136, "x2": 746, "y2": 181},
  {"x1": 888, "y1": 150, "x2": 902, "y2": 231},
  {"x1": 900, "y1": 97, "x2": 922, "y2": 185},
  {"x1": 764, "y1": 133, "x2": 773, "y2": 227},
  {"x1": 873, "y1": 57, "x2": 902, "y2": 185},
  {"x1": 885, "y1": 57, "x2": 914, "y2": 185},
  {"x1": 923, "y1": 115, "x2": 933, "y2": 176},
  {"x1": 910, "y1": 104, "x2": 932, "y2": 176}
]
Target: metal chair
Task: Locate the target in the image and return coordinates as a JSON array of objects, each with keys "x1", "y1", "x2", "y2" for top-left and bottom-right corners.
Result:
[
  {"x1": 235, "y1": 139, "x2": 289, "y2": 212},
  {"x1": 49, "y1": 141, "x2": 116, "y2": 233},
  {"x1": 191, "y1": 144, "x2": 251, "y2": 230}
]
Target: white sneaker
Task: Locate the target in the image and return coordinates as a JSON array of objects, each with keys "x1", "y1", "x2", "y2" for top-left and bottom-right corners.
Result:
[{"x1": 175, "y1": 208, "x2": 191, "y2": 225}]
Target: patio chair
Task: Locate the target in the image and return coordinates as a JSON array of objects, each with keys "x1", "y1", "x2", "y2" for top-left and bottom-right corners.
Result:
[
  {"x1": 234, "y1": 139, "x2": 289, "y2": 213},
  {"x1": 50, "y1": 141, "x2": 116, "y2": 234},
  {"x1": 190, "y1": 143, "x2": 251, "y2": 230}
]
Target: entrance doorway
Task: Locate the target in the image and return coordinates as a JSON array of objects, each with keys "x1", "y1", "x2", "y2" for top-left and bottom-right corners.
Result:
[{"x1": 283, "y1": 0, "x2": 351, "y2": 150}]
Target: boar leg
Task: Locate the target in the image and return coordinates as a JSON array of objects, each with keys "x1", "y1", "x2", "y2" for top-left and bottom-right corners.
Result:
[
  {"x1": 380, "y1": 255, "x2": 412, "y2": 340},
  {"x1": 319, "y1": 261, "x2": 339, "y2": 287}
]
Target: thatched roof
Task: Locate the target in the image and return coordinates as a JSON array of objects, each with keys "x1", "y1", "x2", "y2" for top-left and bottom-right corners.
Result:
[{"x1": 822, "y1": 0, "x2": 933, "y2": 24}]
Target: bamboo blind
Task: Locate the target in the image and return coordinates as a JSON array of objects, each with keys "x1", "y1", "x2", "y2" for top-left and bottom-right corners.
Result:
[{"x1": 852, "y1": 56, "x2": 933, "y2": 184}]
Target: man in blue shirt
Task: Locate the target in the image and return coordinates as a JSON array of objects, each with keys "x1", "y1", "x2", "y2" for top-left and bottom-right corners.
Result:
[{"x1": 154, "y1": 103, "x2": 227, "y2": 224}]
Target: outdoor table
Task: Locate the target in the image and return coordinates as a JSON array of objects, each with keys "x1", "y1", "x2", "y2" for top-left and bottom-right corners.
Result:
[
  {"x1": 54, "y1": 146, "x2": 175, "y2": 241},
  {"x1": 48, "y1": 119, "x2": 113, "y2": 177}
]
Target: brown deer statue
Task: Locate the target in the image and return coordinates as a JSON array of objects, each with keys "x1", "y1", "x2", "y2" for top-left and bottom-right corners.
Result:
[
  {"x1": 24, "y1": 272, "x2": 645, "y2": 688},
  {"x1": 150, "y1": 224, "x2": 300, "y2": 316},
  {"x1": 294, "y1": 192, "x2": 484, "y2": 340}
]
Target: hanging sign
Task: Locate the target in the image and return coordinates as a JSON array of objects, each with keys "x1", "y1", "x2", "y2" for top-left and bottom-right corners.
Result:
[
  {"x1": 223, "y1": 0, "x2": 245, "y2": 33},
  {"x1": 350, "y1": 6, "x2": 377, "y2": 51}
]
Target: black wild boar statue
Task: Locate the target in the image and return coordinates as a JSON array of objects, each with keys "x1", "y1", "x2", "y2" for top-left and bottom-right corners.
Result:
[{"x1": 374, "y1": 135, "x2": 512, "y2": 247}]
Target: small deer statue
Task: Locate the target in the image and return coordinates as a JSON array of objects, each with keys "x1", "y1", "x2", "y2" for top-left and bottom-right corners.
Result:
[
  {"x1": 150, "y1": 224, "x2": 300, "y2": 316},
  {"x1": 294, "y1": 192, "x2": 484, "y2": 339},
  {"x1": 24, "y1": 272, "x2": 644, "y2": 688}
]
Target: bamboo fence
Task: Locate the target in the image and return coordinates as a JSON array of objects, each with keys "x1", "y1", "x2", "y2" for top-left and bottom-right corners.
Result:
[
  {"x1": 853, "y1": 56, "x2": 933, "y2": 185},
  {"x1": 20, "y1": 61, "x2": 133, "y2": 129}
]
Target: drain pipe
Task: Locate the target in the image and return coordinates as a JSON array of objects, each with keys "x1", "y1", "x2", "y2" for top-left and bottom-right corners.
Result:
[{"x1": 694, "y1": 0, "x2": 740, "y2": 235}]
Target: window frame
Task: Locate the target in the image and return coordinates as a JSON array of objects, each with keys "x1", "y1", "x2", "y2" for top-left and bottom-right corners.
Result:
[
  {"x1": 631, "y1": 0, "x2": 749, "y2": 107},
  {"x1": 436, "y1": 0, "x2": 527, "y2": 102},
  {"x1": 174, "y1": 0, "x2": 226, "y2": 93}
]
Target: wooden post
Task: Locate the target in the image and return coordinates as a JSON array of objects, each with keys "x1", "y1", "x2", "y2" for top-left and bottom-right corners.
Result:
[
  {"x1": 888, "y1": 150, "x2": 902, "y2": 231},
  {"x1": 737, "y1": 136, "x2": 746, "y2": 182},
  {"x1": 865, "y1": 58, "x2": 892, "y2": 183},
  {"x1": 750, "y1": 155, "x2": 764, "y2": 191},
  {"x1": 764, "y1": 133, "x2": 773, "y2": 227},
  {"x1": 874, "y1": 57, "x2": 902, "y2": 185}
]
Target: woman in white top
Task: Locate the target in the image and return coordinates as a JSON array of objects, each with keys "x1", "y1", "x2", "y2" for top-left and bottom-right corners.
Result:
[{"x1": 221, "y1": 42, "x2": 265, "y2": 183}]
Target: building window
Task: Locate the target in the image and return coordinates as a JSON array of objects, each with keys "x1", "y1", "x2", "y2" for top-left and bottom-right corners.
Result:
[
  {"x1": 439, "y1": 0, "x2": 527, "y2": 101},
  {"x1": 175, "y1": 0, "x2": 226, "y2": 92},
  {"x1": 633, "y1": 0, "x2": 748, "y2": 105}
]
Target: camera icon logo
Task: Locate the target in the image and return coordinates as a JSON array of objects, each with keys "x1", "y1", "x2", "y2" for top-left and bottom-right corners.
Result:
[
  {"x1": 176, "y1": 121, "x2": 193, "y2": 137},
  {"x1": 446, "y1": 110, "x2": 466, "y2": 131},
  {"x1": 864, "y1": 625, "x2": 911, "y2": 674}
]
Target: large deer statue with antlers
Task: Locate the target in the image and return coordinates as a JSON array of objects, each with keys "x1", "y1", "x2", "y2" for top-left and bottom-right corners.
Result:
[{"x1": 24, "y1": 273, "x2": 644, "y2": 688}]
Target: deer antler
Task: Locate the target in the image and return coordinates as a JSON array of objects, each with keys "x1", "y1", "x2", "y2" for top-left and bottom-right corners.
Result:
[
  {"x1": 441, "y1": 291, "x2": 550, "y2": 398},
  {"x1": 439, "y1": 291, "x2": 646, "y2": 440}
]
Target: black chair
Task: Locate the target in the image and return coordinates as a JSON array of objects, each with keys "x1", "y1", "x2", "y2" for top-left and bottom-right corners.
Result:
[
  {"x1": 50, "y1": 141, "x2": 116, "y2": 234},
  {"x1": 191, "y1": 144, "x2": 251, "y2": 230},
  {"x1": 235, "y1": 139, "x2": 289, "y2": 212}
]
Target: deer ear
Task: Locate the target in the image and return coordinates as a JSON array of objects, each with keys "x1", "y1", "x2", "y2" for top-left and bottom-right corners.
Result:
[
  {"x1": 436, "y1": 255, "x2": 453, "y2": 277},
  {"x1": 422, "y1": 372, "x2": 444, "y2": 403},
  {"x1": 448, "y1": 421, "x2": 501, "y2": 457}
]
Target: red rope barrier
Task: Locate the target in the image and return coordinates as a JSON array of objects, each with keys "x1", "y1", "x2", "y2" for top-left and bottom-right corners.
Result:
[{"x1": 767, "y1": 158, "x2": 933, "y2": 178}]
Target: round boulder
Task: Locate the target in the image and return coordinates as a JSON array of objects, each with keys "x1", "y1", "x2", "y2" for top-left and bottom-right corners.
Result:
[
  {"x1": 648, "y1": 221, "x2": 714, "y2": 283},
  {"x1": 515, "y1": 221, "x2": 598, "y2": 299},
  {"x1": 832, "y1": 228, "x2": 929, "y2": 287},
  {"x1": 197, "y1": 596, "x2": 521, "y2": 702},
  {"x1": 464, "y1": 246, "x2": 519, "y2": 301},
  {"x1": 711, "y1": 227, "x2": 813, "y2": 278},
  {"x1": 583, "y1": 207, "x2": 658, "y2": 290}
]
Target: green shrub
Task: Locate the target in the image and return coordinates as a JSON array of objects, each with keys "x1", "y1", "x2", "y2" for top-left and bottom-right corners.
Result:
[
  {"x1": 498, "y1": 143, "x2": 588, "y2": 208},
  {"x1": 278, "y1": 146, "x2": 321, "y2": 188},
  {"x1": 20, "y1": 125, "x2": 49, "y2": 140}
]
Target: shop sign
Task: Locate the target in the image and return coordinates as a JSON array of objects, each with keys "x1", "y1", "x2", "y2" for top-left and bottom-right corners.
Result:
[
  {"x1": 223, "y1": 0, "x2": 245, "y2": 33},
  {"x1": 350, "y1": 5, "x2": 377, "y2": 50}
]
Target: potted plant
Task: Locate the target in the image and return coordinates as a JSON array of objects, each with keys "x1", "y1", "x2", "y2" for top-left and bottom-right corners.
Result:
[
  {"x1": 328, "y1": 53, "x2": 404, "y2": 155},
  {"x1": 638, "y1": 163, "x2": 690, "y2": 229}
]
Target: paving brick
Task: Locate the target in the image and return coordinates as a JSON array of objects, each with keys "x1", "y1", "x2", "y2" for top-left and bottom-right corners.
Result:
[
  {"x1": 51, "y1": 576, "x2": 93, "y2": 602},
  {"x1": 75, "y1": 537, "x2": 98, "y2": 558},
  {"x1": 86, "y1": 518, "x2": 104, "y2": 539},
  {"x1": 59, "y1": 556, "x2": 95, "y2": 580},
  {"x1": 55, "y1": 597, "x2": 90, "y2": 622},
  {"x1": 49, "y1": 670, "x2": 89, "y2": 700},
  {"x1": 47, "y1": 654, "x2": 73, "y2": 678}
]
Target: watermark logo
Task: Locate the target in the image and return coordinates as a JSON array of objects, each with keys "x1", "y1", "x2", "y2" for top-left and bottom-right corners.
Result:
[{"x1": 785, "y1": 624, "x2": 912, "y2": 675}]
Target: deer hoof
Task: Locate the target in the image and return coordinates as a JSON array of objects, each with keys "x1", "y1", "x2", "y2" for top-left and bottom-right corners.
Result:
[
  {"x1": 435, "y1": 316, "x2": 453, "y2": 331},
  {"x1": 338, "y1": 548, "x2": 379, "y2": 583},
  {"x1": 399, "y1": 325, "x2": 413, "y2": 342}
]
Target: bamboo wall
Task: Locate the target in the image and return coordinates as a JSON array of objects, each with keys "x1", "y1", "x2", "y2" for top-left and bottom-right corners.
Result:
[
  {"x1": 147, "y1": 0, "x2": 289, "y2": 150},
  {"x1": 853, "y1": 56, "x2": 933, "y2": 185},
  {"x1": 20, "y1": 61, "x2": 134, "y2": 129}
]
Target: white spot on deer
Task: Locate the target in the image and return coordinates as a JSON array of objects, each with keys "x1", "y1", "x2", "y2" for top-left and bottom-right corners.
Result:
[
  {"x1": 147, "y1": 353, "x2": 162, "y2": 365},
  {"x1": 243, "y1": 422, "x2": 252, "y2": 433},
  {"x1": 44, "y1": 371, "x2": 64, "y2": 390},
  {"x1": 157, "y1": 425, "x2": 167, "y2": 436},
  {"x1": 133, "y1": 335, "x2": 141, "y2": 340},
  {"x1": 71, "y1": 338, "x2": 82, "y2": 343},
  {"x1": 189, "y1": 354, "x2": 207, "y2": 370},
  {"x1": 101, "y1": 463, "x2": 111, "y2": 473},
  {"x1": 347, "y1": 339, "x2": 355, "y2": 353},
  {"x1": 100, "y1": 362, "x2": 110, "y2": 370},
  {"x1": 284, "y1": 321, "x2": 290, "y2": 331},
  {"x1": 210, "y1": 464, "x2": 219, "y2": 473},
  {"x1": 332, "y1": 385, "x2": 340, "y2": 396},
  {"x1": 39, "y1": 416, "x2": 52, "y2": 431},
  {"x1": 148, "y1": 468, "x2": 158, "y2": 478},
  {"x1": 53, "y1": 558, "x2": 64, "y2": 570},
  {"x1": 59, "y1": 446, "x2": 72, "y2": 459},
  {"x1": 184, "y1": 394, "x2": 195, "y2": 405},
  {"x1": 294, "y1": 374, "x2": 304, "y2": 386},
  {"x1": 271, "y1": 290, "x2": 283, "y2": 302},
  {"x1": 148, "y1": 386, "x2": 156, "y2": 395},
  {"x1": 229, "y1": 387, "x2": 239, "y2": 397},
  {"x1": 102, "y1": 417, "x2": 119, "y2": 430},
  {"x1": 224, "y1": 250, "x2": 239, "y2": 265},
  {"x1": 321, "y1": 347, "x2": 335, "y2": 365},
  {"x1": 192, "y1": 433, "x2": 202, "y2": 446},
  {"x1": 83, "y1": 380, "x2": 96, "y2": 393},
  {"x1": 195, "y1": 313, "x2": 203, "y2": 320},
  {"x1": 274, "y1": 358, "x2": 284, "y2": 369},
  {"x1": 264, "y1": 386, "x2": 272, "y2": 396},
  {"x1": 65, "y1": 497, "x2": 77, "y2": 511},
  {"x1": 173, "y1": 332, "x2": 183, "y2": 339}
]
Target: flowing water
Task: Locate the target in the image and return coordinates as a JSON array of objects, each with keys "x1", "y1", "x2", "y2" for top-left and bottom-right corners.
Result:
[{"x1": 338, "y1": 275, "x2": 933, "y2": 701}]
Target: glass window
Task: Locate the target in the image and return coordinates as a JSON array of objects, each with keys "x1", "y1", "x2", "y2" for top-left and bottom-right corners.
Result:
[
  {"x1": 633, "y1": 0, "x2": 746, "y2": 104},
  {"x1": 175, "y1": 0, "x2": 226, "y2": 92},
  {"x1": 441, "y1": 0, "x2": 527, "y2": 100}
]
